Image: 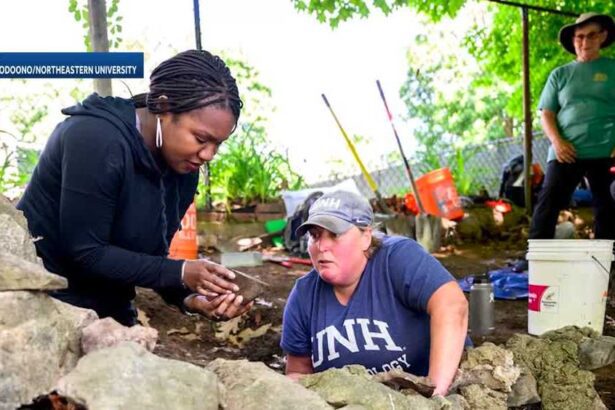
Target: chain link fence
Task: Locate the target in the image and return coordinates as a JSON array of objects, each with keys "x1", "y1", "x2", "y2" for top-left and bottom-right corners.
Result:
[{"x1": 310, "y1": 133, "x2": 551, "y2": 199}]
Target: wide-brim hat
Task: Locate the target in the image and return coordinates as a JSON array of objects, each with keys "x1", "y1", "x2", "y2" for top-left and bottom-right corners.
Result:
[{"x1": 559, "y1": 12, "x2": 615, "y2": 55}]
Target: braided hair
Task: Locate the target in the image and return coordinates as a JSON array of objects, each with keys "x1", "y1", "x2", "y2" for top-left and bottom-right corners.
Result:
[{"x1": 132, "y1": 50, "x2": 242, "y2": 123}]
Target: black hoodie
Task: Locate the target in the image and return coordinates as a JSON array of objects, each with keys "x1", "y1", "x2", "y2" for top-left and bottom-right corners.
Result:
[{"x1": 17, "y1": 94, "x2": 197, "y2": 323}]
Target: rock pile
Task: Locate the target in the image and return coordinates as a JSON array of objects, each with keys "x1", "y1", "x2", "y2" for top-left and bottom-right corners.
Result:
[{"x1": 1, "y1": 196, "x2": 613, "y2": 409}]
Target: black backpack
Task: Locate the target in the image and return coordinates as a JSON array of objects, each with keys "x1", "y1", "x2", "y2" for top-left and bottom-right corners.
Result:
[
  {"x1": 284, "y1": 191, "x2": 324, "y2": 257},
  {"x1": 499, "y1": 154, "x2": 542, "y2": 207}
]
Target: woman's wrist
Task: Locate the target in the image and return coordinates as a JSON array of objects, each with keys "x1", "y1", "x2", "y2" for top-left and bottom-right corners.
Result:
[
  {"x1": 183, "y1": 293, "x2": 199, "y2": 315},
  {"x1": 181, "y1": 260, "x2": 188, "y2": 288}
]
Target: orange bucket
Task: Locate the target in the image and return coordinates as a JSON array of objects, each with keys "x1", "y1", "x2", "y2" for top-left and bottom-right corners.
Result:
[
  {"x1": 415, "y1": 167, "x2": 464, "y2": 221},
  {"x1": 169, "y1": 202, "x2": 198, "y2": 260}
]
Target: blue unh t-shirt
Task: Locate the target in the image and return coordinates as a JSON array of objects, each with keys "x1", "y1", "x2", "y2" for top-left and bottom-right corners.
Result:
[{"x1": 281, "y1": 235, "x2": 454, "y2": 376}]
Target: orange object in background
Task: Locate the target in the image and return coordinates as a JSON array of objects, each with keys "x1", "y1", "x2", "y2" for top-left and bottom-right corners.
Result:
[
  {"x1": 531, "y1": 163, "x2": 544, "y2": 187},
  {"x1": 169, "y1": 202, "x2": 198, "y2": 260},
  {"x1": 404, "y1": 193, "x2": 419, "y2": 215},
  {"x1": 414, "y1": 167, "x2": 464, "y2": 221},
  {"x1": 485, "y1": 199, "x2": 513, "y2": 214}
]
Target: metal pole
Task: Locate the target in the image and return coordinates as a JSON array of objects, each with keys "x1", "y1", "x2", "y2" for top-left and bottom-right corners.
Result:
[
  {"x1": 486, "y1": 0, "x2": 577, "y2": 17},
  {"x1": 193, "y1": 0, "x2": 202, "y2": 50},
  {"x1": 522, "y1": 7, "x2": 532, "y2": 215},
  {"x1": 193, "y1": 0, "x2": 213, "y2": 211}
]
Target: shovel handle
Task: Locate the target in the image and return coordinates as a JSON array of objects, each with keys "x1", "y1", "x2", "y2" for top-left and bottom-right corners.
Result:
[{"x1": 375, "y1": 80, "x2": 425, "y2": 214}]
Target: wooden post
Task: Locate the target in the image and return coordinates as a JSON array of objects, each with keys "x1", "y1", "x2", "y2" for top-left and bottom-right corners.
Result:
[
  {"x1": 88, "y1": 0, "x2": 112, "y2": 96},
  {"x1": 522, "y1": 7, "x2": 532, "y2": 215}
]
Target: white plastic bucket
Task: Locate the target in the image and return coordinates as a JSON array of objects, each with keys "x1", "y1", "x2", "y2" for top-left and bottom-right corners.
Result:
[{"x1": 526, "y1": 239, "x2": 613, "y2": 335}]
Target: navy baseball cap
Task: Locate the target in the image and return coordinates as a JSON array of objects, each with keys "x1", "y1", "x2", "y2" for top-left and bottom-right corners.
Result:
[{"x1": 296, "y1": 190, "x2": 374, "y2": 236}]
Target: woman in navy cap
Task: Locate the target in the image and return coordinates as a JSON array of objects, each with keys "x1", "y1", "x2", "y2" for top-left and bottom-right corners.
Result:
[{"x1": 280, "y1": 190, "x2": 468, "y2": 396}]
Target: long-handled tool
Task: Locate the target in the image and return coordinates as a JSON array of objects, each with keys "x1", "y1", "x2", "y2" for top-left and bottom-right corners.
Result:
[
  {"x1": 375, "y1": 80, "x2": 441, "y2": 252},
  {"x1": 321, "y1": 93, "x2": 392, "y2": 214}
]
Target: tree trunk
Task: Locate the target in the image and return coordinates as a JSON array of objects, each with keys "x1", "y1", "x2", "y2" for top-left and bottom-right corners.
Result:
[{"x1": 88, "y1": 0, "x2": 112, "y2": 96}]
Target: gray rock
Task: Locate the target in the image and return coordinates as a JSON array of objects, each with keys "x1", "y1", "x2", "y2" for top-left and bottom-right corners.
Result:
[
  {"x1": 507, "y1": 367, "x2": 540, "y2": 407},
  {"x1": 373, "y1": 368, "x2": 435, "y2": 397},
  {"x1": 0, "y1": 252, "x2": 67, "y2": 291},
  {"x1": 56, "y1": 342, "x2": 219, "y2": 410},
  {"x1": 507, "y1": 332, "x2": 606, "y2": 410},
  {"x1": 81, "y1": 317, "x2": 158, "y2": 354},
  {"x1": 207, "y1": 358, "x2": 331, "y2": 410},
  {"x1": 0, "y1": 196, "x2": 40, "y2": 264},
  {"x1": 300, "y1": 365, "x2": 440, "y2": 410},
  {"x1": 0, "y1": 291, "x2": 97, "y2": 410},
  {"x1": 443, "y1": 394, "x2": 470, "y2": 410},
  {"x1": 456, "y1": 342, "x2": 520, "y2": 393},
  {"x1": 578, "y1": 335, "x2": 615, "y2": 370},
  {"x1": 459, "y1": 384, "x2": 507, "y2": 410}
]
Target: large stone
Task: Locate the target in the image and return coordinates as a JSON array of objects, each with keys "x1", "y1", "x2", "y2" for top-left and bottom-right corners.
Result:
[
  {"x1": 300, "y1": 365, "x2": 440, "y2": 409},
  {"x1": 541, "y1": 326, "x2": 615, "y2": 370},
  {"x1": 0, "y1": 196, "x2": 39, "y2": 264},
  {"x1": 0, "y1": 291, "x2": 97, "y2": 410},
  {"x1": 541, "y1": 325, "x2": 600, "y2": 344},
  {"x1": 444, "y1": 394, "x2": 470, "y2": 410},
  {"x1": 373, "y1": 368, "x2": 435, "y2": 397},
  {"x1": 459, "y1": 384, "x2": 507, "y2": 410},
  {"x1": 56, "y1": 342, "x2": 219, "y2": 410},
  {"x1": 456, "y1": 342, "x2": 520, "y2": 393},
  {"x1": 207, "y1": 358, "x2": 331, "y2": 410},
  {"x1": 81, "y1": 317, "x2": 158, "y2": 354},
  {"x1": 0, "y1": 252, "x2": 67, "y2": 291},
  {"x1": 507, "y1": 366, "x2": 540, "y2": 407},
  {"x1": 507, "y1": 333, "x2": 606, "y2": 410},
  {"x1": 578, "y1": 336, "x2": 615, "y2": 371}
]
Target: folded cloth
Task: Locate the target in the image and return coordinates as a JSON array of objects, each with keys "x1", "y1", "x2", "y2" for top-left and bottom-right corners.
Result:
[{"x1": 458, "y1": 267, "x2": 528, "y2": 300}]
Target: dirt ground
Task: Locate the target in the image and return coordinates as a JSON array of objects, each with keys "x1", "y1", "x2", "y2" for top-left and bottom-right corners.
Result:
[{"x1": 136, "y1": 239, "x2": 615, "y2": 409}]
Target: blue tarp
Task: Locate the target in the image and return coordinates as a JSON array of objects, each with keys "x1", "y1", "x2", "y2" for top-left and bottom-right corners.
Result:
[{"x1": 458, "y1": 267, "x2": 528, "y2": 300}]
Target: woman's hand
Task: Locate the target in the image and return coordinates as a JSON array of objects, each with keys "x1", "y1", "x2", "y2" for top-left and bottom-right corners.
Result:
[
  {"x1": 183, "y1": 293, "x2": 253, "y2": 321},
  {"x1": 182, "y1": 259, "x2": 239, "y2": 297}
]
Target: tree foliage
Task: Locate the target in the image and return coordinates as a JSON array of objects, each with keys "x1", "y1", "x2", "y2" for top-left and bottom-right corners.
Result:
[
  {"x1": 293, "y1": 0, "x2": 615, "y2": 195},
  {"x1": 68, "y1": 0, "x2": 123, "y2": 50},
  {"x1": 291, "y1": 0, "x2": 465, "y2": 27},
  {"x1": 292, "y1": 0, "x2": 615, "y2": 122},
  {"x1": 198, "y1": 57, "x2": 305, "y2": 209},
  {"x1": 467, "y1": 0, "x2": 615, "y2": 119}
]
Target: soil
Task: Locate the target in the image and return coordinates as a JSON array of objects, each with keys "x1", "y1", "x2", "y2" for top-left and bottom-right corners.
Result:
[{"x1": 135, "y1": 239, "x2": 615, "y2": 409}]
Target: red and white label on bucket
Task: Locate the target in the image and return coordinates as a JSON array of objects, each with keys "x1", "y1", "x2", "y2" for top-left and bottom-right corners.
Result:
[{"x1": 528, "y1": 284, "x2": 560, "y2": 312}]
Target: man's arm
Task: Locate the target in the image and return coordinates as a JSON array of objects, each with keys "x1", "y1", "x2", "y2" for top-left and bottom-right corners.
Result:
[
  {"x1": 426, "y1": 281, "x2": 468, "y2": 396},
  {"x1": 541, "y1": 109, "x2": 576, "y2": 163}
]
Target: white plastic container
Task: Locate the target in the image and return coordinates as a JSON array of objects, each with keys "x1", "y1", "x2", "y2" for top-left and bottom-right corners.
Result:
[{"x1": 526, "y1": 239, "x2": 613, "y2": 335}]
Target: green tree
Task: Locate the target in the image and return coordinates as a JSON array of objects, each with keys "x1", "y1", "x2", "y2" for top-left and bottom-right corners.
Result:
[
  {"x1": 68, "y1": 0, "x2": 123, "y2": 50},
  {"x1": 0, "y1": 82, "x2": 66, "y2": 196},
  {"x1": 199, "y1": 57, "x2": 305, "y2": 209},
  {"x1": 292, "y1": 0, "x2": 615, "y2": 118},
  {"x1": 292, "y1": 0, "x2": 615, "y2": 195},
  {"x1": 291, "y1": 0, "x2": 465, "y2": 28}
]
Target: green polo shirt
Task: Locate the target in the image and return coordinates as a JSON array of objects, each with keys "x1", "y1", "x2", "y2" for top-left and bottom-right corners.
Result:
[{"x1": 538, "y1": 57, "x2": 615, "y2": 162}]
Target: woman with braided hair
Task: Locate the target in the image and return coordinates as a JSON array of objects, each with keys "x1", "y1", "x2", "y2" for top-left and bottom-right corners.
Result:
[{"x1": 17, "y1": 50, "x2": 250, "y2": 326}]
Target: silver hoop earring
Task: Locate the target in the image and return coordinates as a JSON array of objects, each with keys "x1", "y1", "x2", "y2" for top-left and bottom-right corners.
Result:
[{"x1": 155, "y1": 116, "x2": 163, "y2": 148}]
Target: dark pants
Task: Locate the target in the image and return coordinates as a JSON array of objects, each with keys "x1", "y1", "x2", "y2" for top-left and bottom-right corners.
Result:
[{"x1": 530, "y1": 158, "x2": 615, "y2": 239}]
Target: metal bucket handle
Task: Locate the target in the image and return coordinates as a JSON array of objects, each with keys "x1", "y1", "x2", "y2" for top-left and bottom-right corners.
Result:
[{"x1": 591, "y1": 255, "x2": 612, "y2": 280}]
